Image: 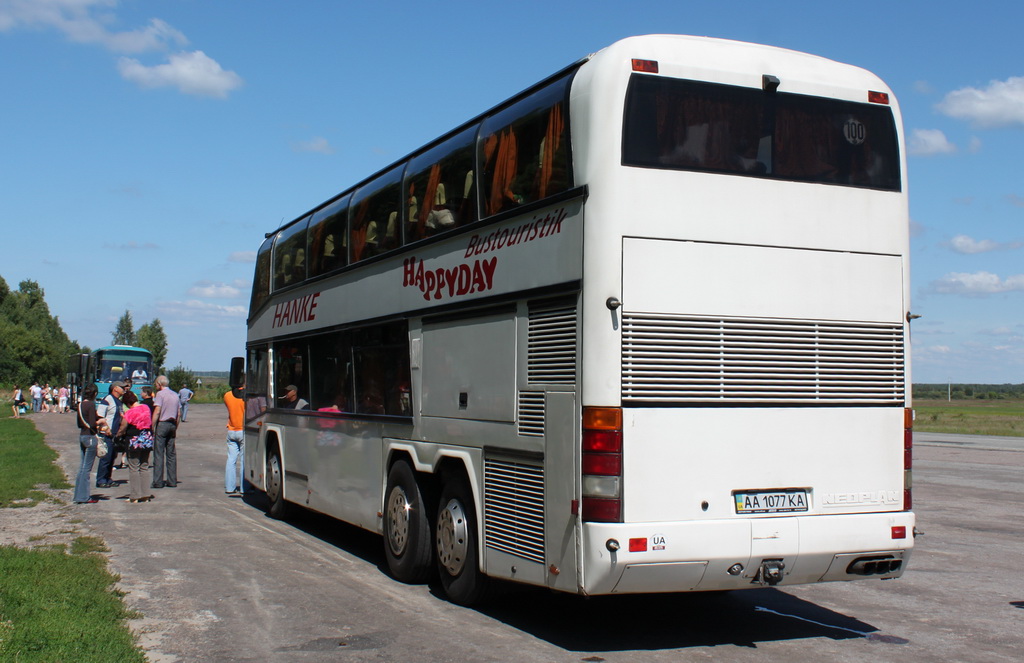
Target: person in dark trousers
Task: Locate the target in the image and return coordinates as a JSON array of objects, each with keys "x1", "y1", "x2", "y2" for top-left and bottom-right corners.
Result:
[
  {"x1": 95, "y1": 381, "x2": 125, "y2": 488},
  {"x1": 150, "y1": 375, "x2": 180, "y2": 489}
]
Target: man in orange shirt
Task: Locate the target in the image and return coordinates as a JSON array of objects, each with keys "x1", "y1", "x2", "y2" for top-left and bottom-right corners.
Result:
[{"x1": 224, "y1": 382, "x2": 246, "y2": 495}]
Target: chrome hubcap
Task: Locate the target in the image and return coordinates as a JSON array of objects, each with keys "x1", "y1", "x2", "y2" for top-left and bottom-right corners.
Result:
[
  {"x1": 437, "y1": 498, "x2": 468, "y2": 576},
  {"x1": 266, "y1": 454, "x2": 281, "y2": 502},
  {"x1": 386, "y1": 486, "x2": 410, "y2": 556}
]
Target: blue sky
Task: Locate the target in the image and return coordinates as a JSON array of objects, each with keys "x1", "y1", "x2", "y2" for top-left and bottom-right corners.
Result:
[{"x1": 1, "y1": 1, "x2": 1021, "y2": 383}]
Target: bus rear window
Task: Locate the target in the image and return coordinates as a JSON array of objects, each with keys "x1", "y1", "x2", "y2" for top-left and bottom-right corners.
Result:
[{"x1": 622, "y1": 75, "x2": 901, "y2": 191}]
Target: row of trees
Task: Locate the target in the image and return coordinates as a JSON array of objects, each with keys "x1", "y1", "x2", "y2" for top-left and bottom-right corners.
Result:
[
  {"x1": 0, "y1": 278, "x2": 80, "y2": 385},
  {"x1": 1, "y1": 275, "x2": 174, "y2": 386},
  {"x1": 913, "y1": 384, "x2": 1024, "y2": 400}
]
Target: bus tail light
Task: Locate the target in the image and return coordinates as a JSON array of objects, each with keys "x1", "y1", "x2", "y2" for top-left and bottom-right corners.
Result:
[
  {"x1": 869, "y1": 90, "x2": 890, "y2": 104},
  {"x1": 903, "y1": 408, "x2": 913, "y2": 511},
  {"x1": 582, "y1": 407, "x2": 623, "y2": 523},
  {"x1": 631, "y1": 59, "x2": 659, "y2": 73}
]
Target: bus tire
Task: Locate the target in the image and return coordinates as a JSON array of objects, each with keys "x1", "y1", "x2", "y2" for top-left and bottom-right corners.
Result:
[
  {"x1": 383, "y1": 460, "x2": 434, "y2": 583},
  {"x1": 436, "y1": 475, "x2": 489, "y2": 605},
  {"x1": 266, "y1": 446, "x2": 288, "y2": 519}
]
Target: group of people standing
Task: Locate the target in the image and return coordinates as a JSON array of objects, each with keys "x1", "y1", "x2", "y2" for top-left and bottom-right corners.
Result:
[
  {"x1": 73, "y1": 376, "x2": 184, "y2": 504},
  {"x1": 10, "y1": 382, "x2": 70, "y2": 417},
  {"x1": 71, "y1": 378, "x2": 246, "y2": 504}
]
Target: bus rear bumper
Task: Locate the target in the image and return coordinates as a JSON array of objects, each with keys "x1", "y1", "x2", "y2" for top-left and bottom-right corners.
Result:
[{"x1": 579, "y1": 511, "x2": 915, "y2": 595}]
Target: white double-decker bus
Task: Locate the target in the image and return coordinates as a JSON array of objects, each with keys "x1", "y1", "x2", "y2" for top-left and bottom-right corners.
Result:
[{"x1": 240, "y1": 35, "x2": 914, "y2": 605}]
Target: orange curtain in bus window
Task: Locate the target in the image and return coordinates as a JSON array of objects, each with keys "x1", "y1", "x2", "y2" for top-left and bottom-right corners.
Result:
[
  {"x1": 537, "y1": 104, "x2": 564, "y2": 199},
  {"x1": 350, "y1": 200, "x2": 369, "y2": 262},
  {"x1": 417, "y1": 163, "x2": 443, "y2": 235},
  {"x1": 485, "y1": 129, "x2": 518, "y2": 216}
]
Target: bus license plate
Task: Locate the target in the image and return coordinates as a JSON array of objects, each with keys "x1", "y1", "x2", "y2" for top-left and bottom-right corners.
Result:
[{"x1": 734, "y1": 489, "x2": 808, "y2": 514}]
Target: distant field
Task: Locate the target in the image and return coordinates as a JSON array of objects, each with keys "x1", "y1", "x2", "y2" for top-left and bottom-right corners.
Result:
[{"x1": 913, "y1": 399, "x2": 1024, "y2": 437}]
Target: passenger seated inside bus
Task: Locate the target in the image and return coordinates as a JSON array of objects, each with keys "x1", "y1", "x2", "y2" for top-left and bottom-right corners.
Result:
[
  {"x1": 278, "y1": 384, "x2": 309, "y2": 410},
  {"x1": 281, "y1": 254, "x2": 293, "y2": 285},
  {"x1": 423, "y1": 183, "x2": 456, "y2": 234}
]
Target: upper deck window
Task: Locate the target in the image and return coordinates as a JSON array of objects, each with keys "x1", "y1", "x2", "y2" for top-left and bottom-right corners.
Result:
[
  {"x1": 404, "y1": 126, "x2": 478, "y2": 243},
  {"x1": 273, "y1": 216, "x2": 310, "y2": 291},
  {"x1": 308, "y1": 194, "x2": 350, "y2": 277},
  {"x1": 622, "y1": 75, "x2": 901, "y2": 191},
  {"x1": 350, "y1": 167, "x2": 403, "y2": 262},
  {"x1": 479, "y1": 73, "x2": 573, "y2": 217}
]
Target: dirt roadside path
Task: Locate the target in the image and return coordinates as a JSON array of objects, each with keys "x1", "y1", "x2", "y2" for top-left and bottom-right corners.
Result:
[
  {"x1": 11, "y1": 404, "x2": 250, "y2": 661},
  {"x1": 14, "y1": 403, "x2": 548, "y2": 663}
]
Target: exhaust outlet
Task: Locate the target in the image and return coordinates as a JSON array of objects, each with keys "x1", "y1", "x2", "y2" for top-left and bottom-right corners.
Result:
[{"x1": 847, "y1": 555, "x2": 902, "y2": 576}]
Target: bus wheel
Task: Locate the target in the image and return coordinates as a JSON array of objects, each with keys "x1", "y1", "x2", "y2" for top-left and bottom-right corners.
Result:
[
  {"x1": 383, "y1": 460, "x2": 433, "y2": 583},
  {"x1": 266, "y1": 447, "x2": 287, "y2": 519},
  {"x1": 436, "y1": 476, "x2": 489, "y2": 605}
]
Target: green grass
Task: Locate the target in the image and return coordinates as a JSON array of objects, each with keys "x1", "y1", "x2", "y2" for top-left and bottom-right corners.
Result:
[
  {"x1": 914, "y1": 399, "x2": 1024, "y2": 437},
  {"x1": 0, "y1": 540, "x2": 146, "y2": 662},
  {"x1": 0, "y1": 417, "x2": 146, "y2": 661},
  {"x1": 0, "y1": 418, "x2": 70, "y2": 507}
]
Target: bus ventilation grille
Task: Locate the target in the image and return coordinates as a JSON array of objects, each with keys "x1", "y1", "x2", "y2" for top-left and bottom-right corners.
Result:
[
  {"x1": 517, "y1": 391, "x2": 545, "y2": 437},
  {"x1": 483, "y1": 458, "x2": 546, "y2": 565},
  {"x1": 622, "y1": 313, "x2": 905, "y2": 405},
  {"x1": 528, "y1": 298, "x2": 577, "y2": 384}
]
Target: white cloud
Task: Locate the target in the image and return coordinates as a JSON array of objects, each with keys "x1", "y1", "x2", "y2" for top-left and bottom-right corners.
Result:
[
  {"x1": 983, "y1": 326, "x2": 1015, "y2": 336},
  {"x1": 937, "y1": 76, "x2": 1024, "y2": 128},
  {"x1": 186, "y1": 281, "x2": 241, "y2": 298},
  {"x1": 908, "y1": 128, "x2": 956, "y2": 156},
  {"x1": 0, "y1": 1, "x2": 187, "y2": 53},
  {"x1": 949, "y1": 235, "x2": 998, "y2": 254},
  {"x1": 291, "y1": 136, "x2": 336, "y2": 155},
  {"x1": 118, "y1": 50, "x2": 242, "y2": 98},
  {"x1": 0, "y1": 1, "x2": 241, "y2": 98},
  {"x1": 156, "y1": 299, "x2": 247, "y2": 322},
  {"x1": 228, "y1": 251, "x2": 257, "y2": 264},
  {"x1": 948, "y1": 234, "x2": 1023, "y2": 254},
  {"x1": 930, "y1": 271, "x2": 1024, "y2": 295}
]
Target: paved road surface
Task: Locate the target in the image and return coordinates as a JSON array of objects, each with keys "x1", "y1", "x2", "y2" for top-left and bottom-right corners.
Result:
[{"x1": 33, "y1": 406, "x2": 1023, "y2": 662}]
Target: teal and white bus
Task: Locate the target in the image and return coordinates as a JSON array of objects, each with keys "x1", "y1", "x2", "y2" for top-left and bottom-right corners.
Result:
[
  {"x1": 90, "y1": 345, "x2": 154, "y2": 398},
  {"x1": 239, "y1": 35, "x2": 914, "y2": 604}
]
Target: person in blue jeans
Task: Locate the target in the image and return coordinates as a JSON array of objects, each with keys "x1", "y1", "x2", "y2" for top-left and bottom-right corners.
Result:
[
  {"x1": 224, "y1": 383, "x2": 245, "y2": 494},
  {"x1": 178, "y1": 385, "x2": 194, "y2": 422},
  {"x1": 74, "y1": 384, "x2": 103, "y2": 504}
]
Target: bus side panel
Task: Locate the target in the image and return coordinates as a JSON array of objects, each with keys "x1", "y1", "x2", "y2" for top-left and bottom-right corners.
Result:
[
  {"x1": 268, "y1": 414, "x2": 385, "y2": 532},
  {"x1": 544, "y1": 391, "x2": 579, "y2": 592}
]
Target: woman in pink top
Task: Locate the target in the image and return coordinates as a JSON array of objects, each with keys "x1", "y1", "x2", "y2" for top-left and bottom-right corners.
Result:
[{"x1": 117, "y1": 391, "x2": 155, "y2": 503}]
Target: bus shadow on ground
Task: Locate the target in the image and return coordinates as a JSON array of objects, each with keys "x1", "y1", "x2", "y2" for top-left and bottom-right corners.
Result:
[
  {"x1": 476, "y1": 586, "x2": 887, "y2": 652},
  {"x1": 243, "y1": 495, "x2": 884, "y2": 653}
]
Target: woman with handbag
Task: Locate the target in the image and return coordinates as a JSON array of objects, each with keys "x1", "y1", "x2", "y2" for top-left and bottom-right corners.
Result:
[
  {"x1": 116, "y1": 390, "x2": 155, "y2": 503},
  {"x1": 74, "y1": 384, "x2": 104, "y2": 504}
]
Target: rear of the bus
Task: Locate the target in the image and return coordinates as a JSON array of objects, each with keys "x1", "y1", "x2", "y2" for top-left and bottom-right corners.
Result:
[{"x1": 573, "y1": 35, "x2": 914, "y2": 595}]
